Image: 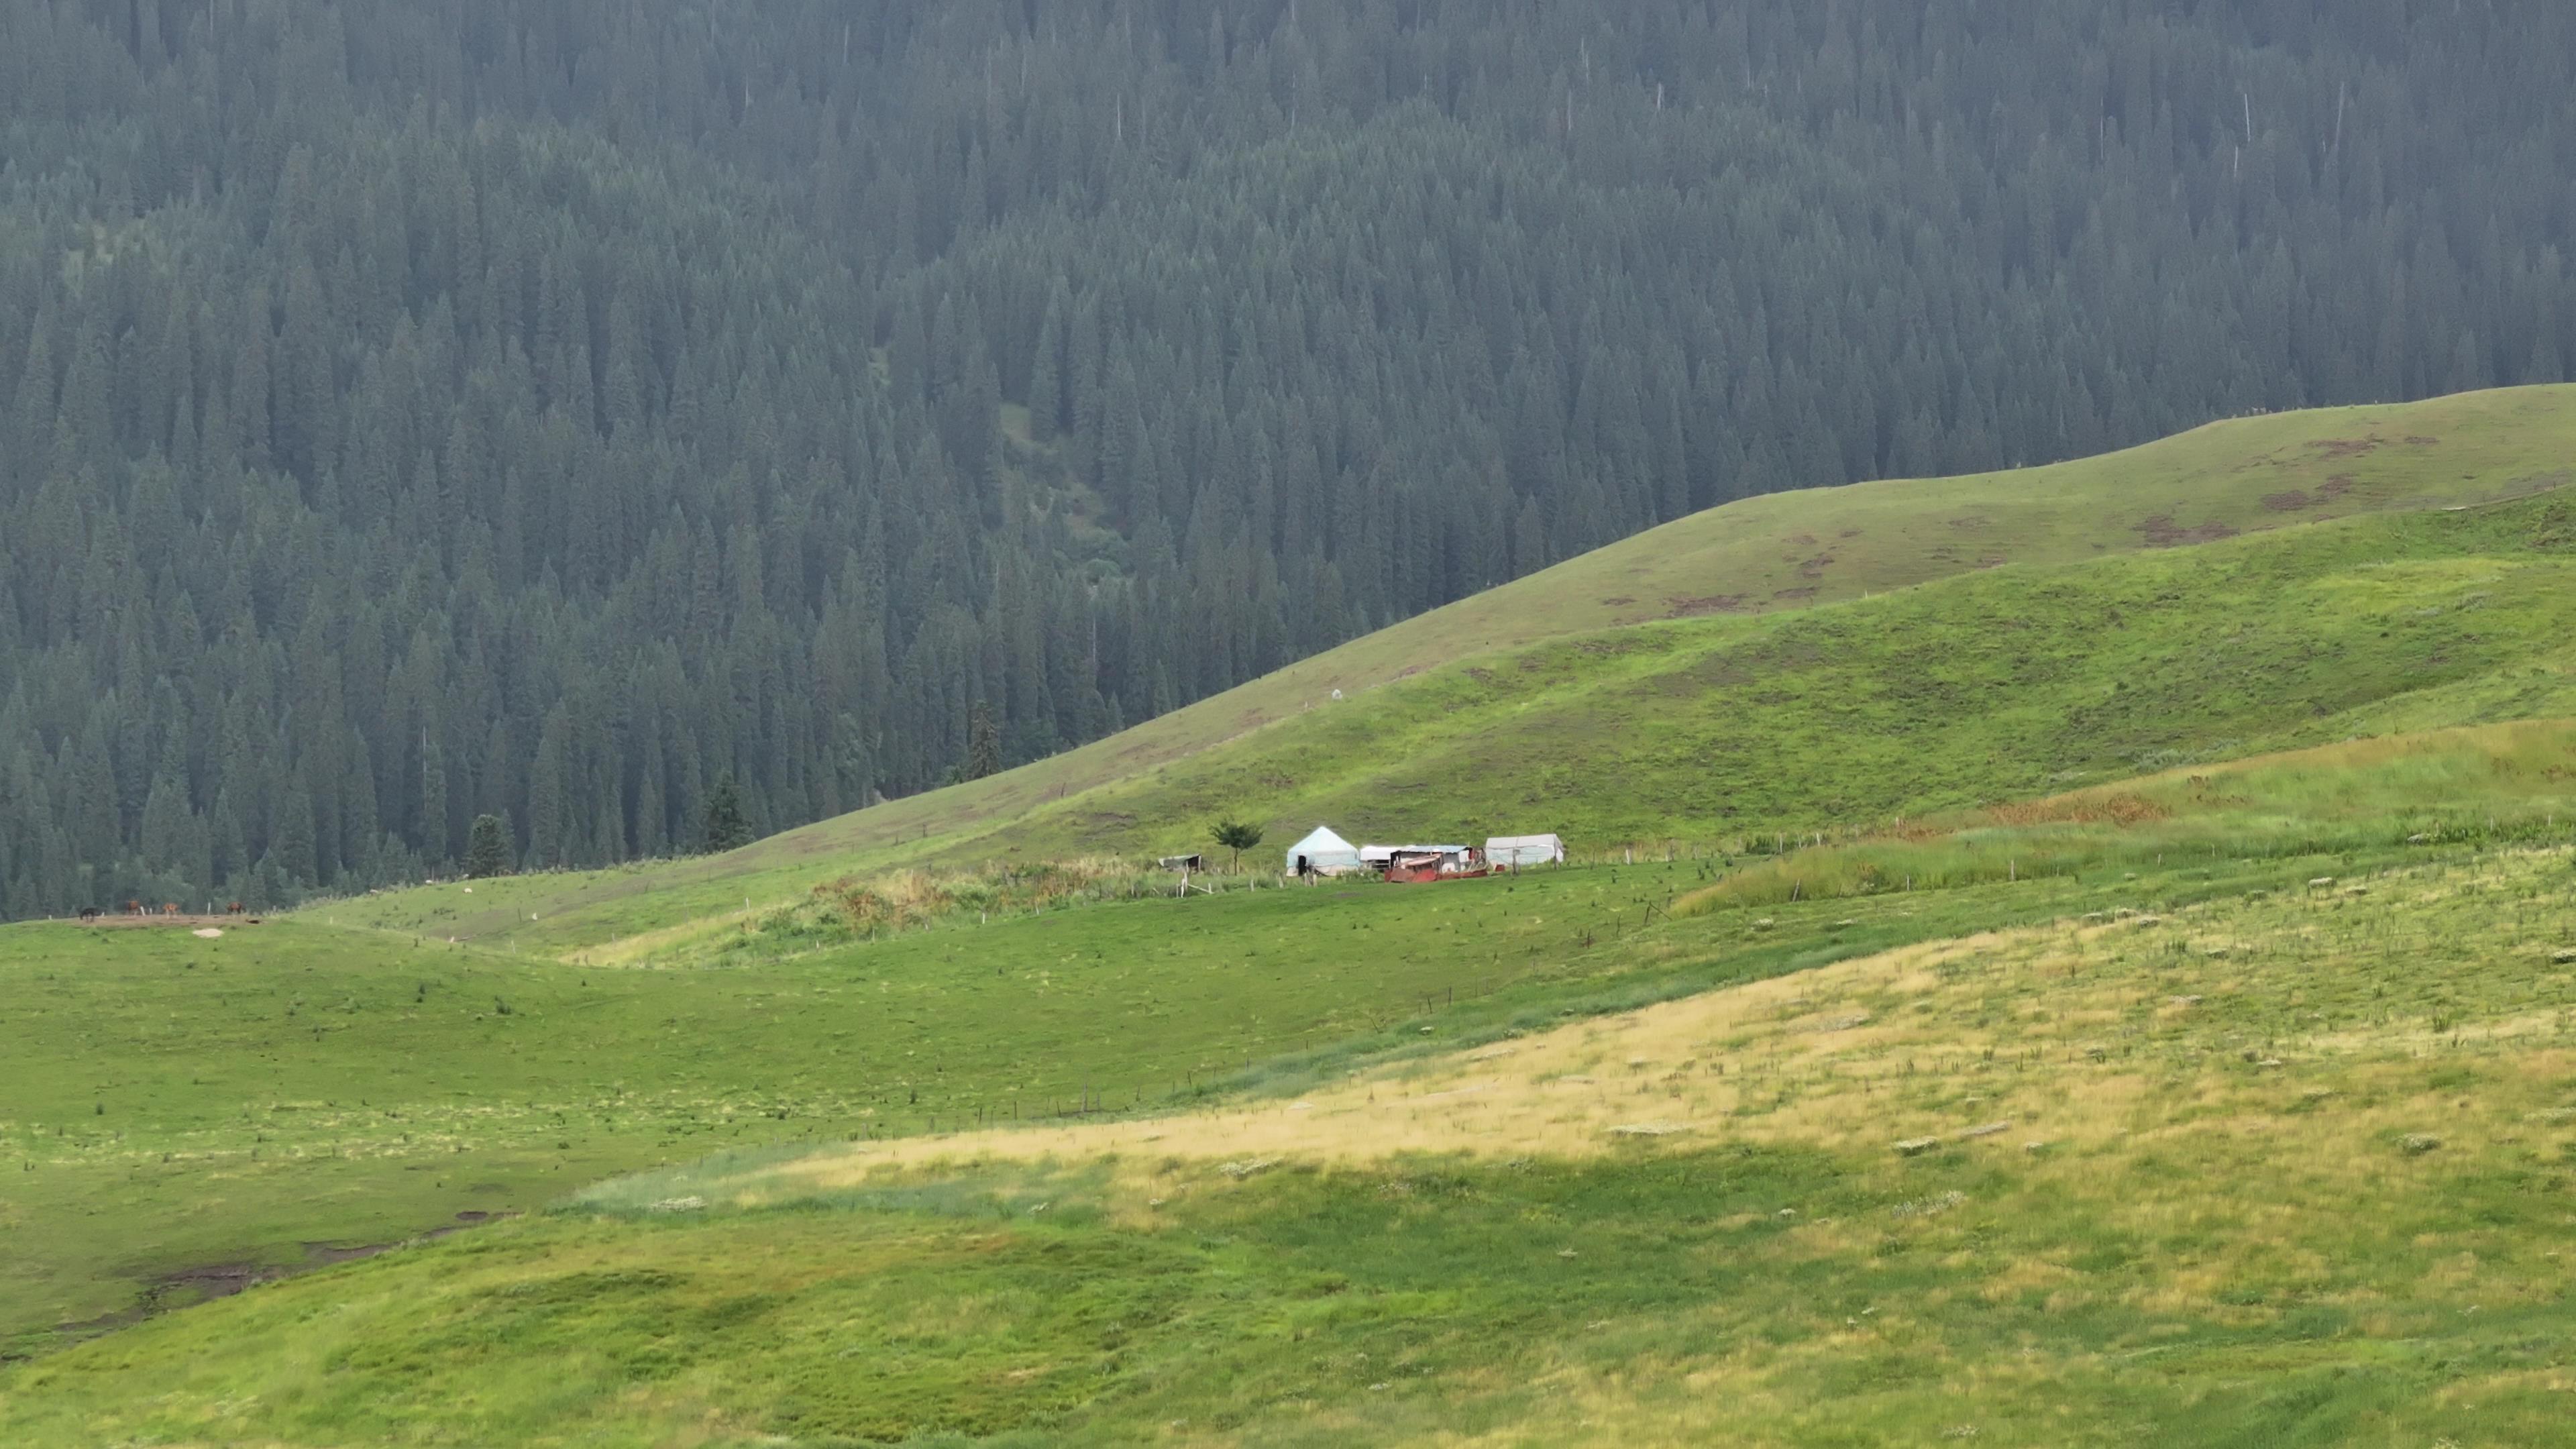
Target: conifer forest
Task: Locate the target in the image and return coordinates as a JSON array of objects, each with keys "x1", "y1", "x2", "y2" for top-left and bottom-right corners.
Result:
[{"x1": 3, "y1": 0, "x2": 2573, "y2": 916}]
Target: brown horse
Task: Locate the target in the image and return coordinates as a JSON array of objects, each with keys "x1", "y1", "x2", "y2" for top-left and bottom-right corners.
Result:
[
  {"x1": 225, "y1": 901, "x2": 246, "y2": 916},
  {"x1": 125, "y1": 899, "x2": 143, "y2": 916},
  {"x1": 160, "y1": 902, "x2": 179, "y2": 916}
]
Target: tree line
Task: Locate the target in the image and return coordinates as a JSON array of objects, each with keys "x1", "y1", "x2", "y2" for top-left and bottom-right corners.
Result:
[{"x1": 3, "y1": 0, "x2": 2574, "y2": 915}]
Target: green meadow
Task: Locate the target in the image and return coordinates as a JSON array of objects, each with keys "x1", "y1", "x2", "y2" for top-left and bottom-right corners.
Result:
[
  {"x1": 1678, "y1": 718, "x2": 2576, "y2": 912},
  {"x1": 7, "y1": 836, "x2": 2573, "y2": 1445},
  {"x1": 12, "y1": 858, "x2": 2104, "y2": 1358},
  {"x1": 17, "y1": 709, "x2": 2547, "y2": 1362},
  {"x1": 0, "y1": 865, "x2": 1656, "y2": 1355}
]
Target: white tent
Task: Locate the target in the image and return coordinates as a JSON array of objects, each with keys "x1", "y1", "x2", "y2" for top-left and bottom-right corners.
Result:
[
  {"x1": 1486, "y1": 833, "x2": 1566, "y2": 867},
  {"x1": 1360, "y1": 844, "x2": 1468, "y2": 865},
  {"x1": 1286, "y1": 825, "x2": 1366, "y2": 875}
]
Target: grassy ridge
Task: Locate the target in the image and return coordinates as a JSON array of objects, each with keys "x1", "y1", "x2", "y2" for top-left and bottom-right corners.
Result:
[
  {"x1": 338, "y1": 477, "x2": 2576, "y2": 959},
  {"x1": 949, "y1": 494, "x2": 2576, "y2": 856},
  {"x1": 317, "y1": 386, "x2": 2576, "y2": 956},
  {"x1": 11, "y1": 843, "x2": 2573, "y2": 1445}
]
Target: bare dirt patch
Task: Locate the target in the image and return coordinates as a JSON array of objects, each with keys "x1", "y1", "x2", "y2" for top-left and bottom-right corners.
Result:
[{"x1": 57, "y1": 1216, "x2": 514, "y2": 1340}]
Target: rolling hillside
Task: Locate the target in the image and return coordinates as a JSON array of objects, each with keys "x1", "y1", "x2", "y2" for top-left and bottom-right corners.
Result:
[
  {"x1": 10, "y1": 390, "x2": 2576, "y2": 1444},
  {"x1": 324, "y1": 387, "x2": 2576, "y2": 958},
  {"x1": 7, "y1": 726, "x2": 2573, "y2": 1442}
]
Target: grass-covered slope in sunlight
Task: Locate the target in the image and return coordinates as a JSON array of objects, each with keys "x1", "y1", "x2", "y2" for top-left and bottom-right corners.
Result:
[
  {"x1": 1676, "y1": 716, "x2": 2576, "y2": 912},
  {"x1": 339, "y1": 468, "x2": 2576, "y2": 959},
  {"x1": 13, "y1": 716, "x2": 2573, "y2": 1366},
  {"x1": 14, "y1": 841, "x2": 2574, "y2": 1446},
  {"x1": 0, "y1": 868, "x2": 1673, "y2": 1356}
]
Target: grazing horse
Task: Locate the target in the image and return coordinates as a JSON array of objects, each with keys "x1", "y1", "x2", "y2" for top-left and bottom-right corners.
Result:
[
  {"x1": 160, "y1": 902, "x2": 179, "y2": 916},
  {"x1": 78, "y1": 906, "x2": 101, "y2": 922},
  {"x1": 226, "y1": 902, "x2": 246, "y2": 916}
]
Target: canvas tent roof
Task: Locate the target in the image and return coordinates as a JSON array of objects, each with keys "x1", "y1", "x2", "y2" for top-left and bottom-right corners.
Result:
[
  {"x1": 1286, "y1": 826, "x2": 1364, "y2": 873},
  {"x1": 1360, "y1": 843, "x2": 1468, "y2": 863},
  {"x1": 1486, "y1": 833, "x2": 1566, "y2": 866}
]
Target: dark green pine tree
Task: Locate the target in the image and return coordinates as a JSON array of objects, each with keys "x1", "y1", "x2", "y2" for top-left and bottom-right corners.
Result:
[
  {"x1": 1027, "y1": 284, "x2": 1069, "y2": 442},
  {"x1": 700, "y1": 771, "x2": 753, "y2": 855},
  {"x1": 965, "y1": 701, "x2": 1002, "y2": 782},
  {"x1": 464, "y1": 813, "x2": 512, "y2": 879}
]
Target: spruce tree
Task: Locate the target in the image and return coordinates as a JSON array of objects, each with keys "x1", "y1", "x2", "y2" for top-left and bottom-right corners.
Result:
[
  {"x1": 965, "y1": 702, "x2": 1002, "y2": 782},
  {"x1": 463, "y1": 813, "x2": 512, "y2": 879},
  {"x1": 700, "y1": 772, "x2": 753, "y2": 854}
]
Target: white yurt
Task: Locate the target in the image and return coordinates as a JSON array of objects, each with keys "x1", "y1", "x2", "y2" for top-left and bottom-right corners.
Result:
[{"x1": 1285, "y1": 825, "x2": 1366, "y2": 875}]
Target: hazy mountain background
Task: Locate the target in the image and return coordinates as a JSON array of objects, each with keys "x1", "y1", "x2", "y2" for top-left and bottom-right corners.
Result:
[{"x1": 3, "y1": 0, "x2": 2573, "y2": 916}]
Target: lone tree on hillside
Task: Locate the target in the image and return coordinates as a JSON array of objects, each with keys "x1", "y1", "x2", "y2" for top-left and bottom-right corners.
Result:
[
  {"x1": 1210, "y1": 818, "x2": 1265, "y2": 873},
  {"x1": 464, "y1": 813, "x2": 513, "y2": 879},
  {"x1": 701, "y1": 771, "x2": 753, "y2": 853}
]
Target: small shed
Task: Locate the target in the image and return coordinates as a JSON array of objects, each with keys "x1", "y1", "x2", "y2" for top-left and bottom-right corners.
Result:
[
  {"x1": 1486, "y1": 833, "x2": 1566, "y2": 868},
  {"x1": 1286, "y1": 825, "x2": 1366, "y2": 875}
]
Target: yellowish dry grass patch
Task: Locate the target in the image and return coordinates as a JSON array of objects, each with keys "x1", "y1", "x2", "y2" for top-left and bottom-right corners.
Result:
[
  {"x1": 565, "y1": 904, "x2": 766, "y2": 966},
  {"x1": 670, "y1": 849, "x2": 2576, "y2": 1384},
  {"x1": 731, "y1": 862, "x2": 2574, "y2": 1202}
]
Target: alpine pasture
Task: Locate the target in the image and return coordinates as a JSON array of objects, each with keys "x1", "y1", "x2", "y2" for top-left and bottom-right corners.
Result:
[{"x1": 6, "y1": 394, "x2": 2576, "y2": 1444}]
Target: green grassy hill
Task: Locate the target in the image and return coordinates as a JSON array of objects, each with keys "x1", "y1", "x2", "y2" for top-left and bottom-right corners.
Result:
[
  {"x1": 5, "y1": 723, "x2": 2573, "y2": 1443},
  {"x1": 0, "y1": 861, "x2": 1702, "y2": 1357},
  {"x1": 331, "y1": 387, "x2": 2576, "y2": 961},
  {"x1": 11, "y1": 392, "x2": 2576, "y2": 1444}
]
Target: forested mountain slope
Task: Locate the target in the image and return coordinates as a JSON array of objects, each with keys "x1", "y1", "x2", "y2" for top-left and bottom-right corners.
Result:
[{"x1": 7, "y1": 1, "x2": 2576, "y2": 919}]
